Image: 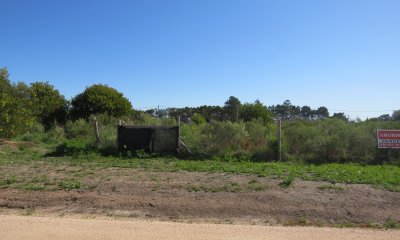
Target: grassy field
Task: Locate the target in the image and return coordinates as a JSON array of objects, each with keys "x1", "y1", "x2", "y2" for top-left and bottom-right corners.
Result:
[{"x1": 0, "y1": 145, "x2": 399, "y2": 192}]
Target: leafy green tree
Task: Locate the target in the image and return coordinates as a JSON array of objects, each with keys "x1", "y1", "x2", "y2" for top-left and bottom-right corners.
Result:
[
  {"x1": 332, "y1": 112, "x2": 348, "y2": 122},
  {"x1": 269, "y1": 100, "x2": 294, "y2": 120},
  {"x1": 224, "y1": 96, "x2": 241, "y2": 122},
  {"x1": 300, "y1": 106, "x2": 313, "y2": 120},
  {"x1": 0, "y1": 68, "x2": 35, "y2": 138},
  {"x1": 30, "y1": 82, "x2": 68, "y2": 129},
  {"x1": 240, "y1": 100, "x2": 273, "y2": 125},
  {"x1": 191, "y1": 113, "x2": 206, "y2": 124},
  {"x1": 315, "y1": 106, "x2": 329, "y2": 120},
  {"x1": 378, "y1": 114, "x2": 392, "y2": 121},
  {"x1": 70, "y1": 84, "x2": 133, "y2": 120},
  {"x1": 392, "y1": 110, "x2": 400, "y2": 121}
]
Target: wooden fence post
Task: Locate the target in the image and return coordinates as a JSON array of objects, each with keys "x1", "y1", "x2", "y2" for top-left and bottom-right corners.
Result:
[{"x1": 93, "y1": 117, "x2": 100, "y2": 146}]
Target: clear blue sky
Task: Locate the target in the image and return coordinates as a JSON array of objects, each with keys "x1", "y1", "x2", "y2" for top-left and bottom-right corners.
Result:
[{"x1": 1, "y1": 0, "x2": 399, "y2": 119}]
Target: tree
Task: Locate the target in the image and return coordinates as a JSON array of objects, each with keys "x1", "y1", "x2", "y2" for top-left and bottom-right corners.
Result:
[
  {"x1": 30, "y1": 82, "x2": 68, "y2": 129},
  {"x1": 70, "y1": 84, "x2": 133, "y2": 120},
  {"x1": 300, "y1": 106, "x2": 313, "y2": 120},
  {"x1": 392, "y1": 110, "x2": 400, "y2": 121},
  {"x1": 269, "y1": 100, "x2": 292, "y2": 120},
  {"x1": 197, "y1": 105, "x2": 224, "y2": 122},
  {"x1": 332, "y1": 112, "x2": 348, "y2": 122},
  {"x1": 378, "y1": 114, "x2": 392, "y2": 121},
  {"x1": 224, "y1": 96, "x2": 241, "y2": 122},
  {"x1": 240, "y1": 100, "x2": 273, "y2": 125},
  {"x1": 315, "y1": 107, "x2": 329, "y2": 120},
  {"x1": 0, "y1": 68, "x2": 35, "y2": 138}
]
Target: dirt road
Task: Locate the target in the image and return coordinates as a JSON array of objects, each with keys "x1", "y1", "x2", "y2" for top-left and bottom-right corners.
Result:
[{"x1": 0, "y1": 215, "x2": 398, "y2": 240}]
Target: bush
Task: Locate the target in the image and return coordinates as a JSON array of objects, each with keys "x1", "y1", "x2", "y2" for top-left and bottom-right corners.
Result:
[
  {"x1": 55, "y1": 139, "x2": 94, "y2": 156},
  {"x1": 14, "y1": 122, "x2": 66, "y2": 145},
  {"x1": 181, "y1": 120, "x2": 276, "y2": 160},
  {"x1": 282, "y1": 119, "x2": 400, "y2": 164},
  {"x1": 59, "y1": 179, "x2": 81, "y2": 191},
  {"x1": 192, "y1": 113, "x2": 206, "y2": 124},
  {"x1": 64, "y1": 119, "x2": 95, "y2": 142},
  {"x1": 182, "y1": 121, "x2": 248, "y2": 157}
]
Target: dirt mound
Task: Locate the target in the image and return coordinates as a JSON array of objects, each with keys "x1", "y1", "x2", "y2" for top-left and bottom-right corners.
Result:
[{"x1": 0, "y1": 169, "x2": 399, "y2": 226}]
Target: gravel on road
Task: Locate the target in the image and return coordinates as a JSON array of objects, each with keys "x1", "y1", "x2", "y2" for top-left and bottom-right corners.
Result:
[{"x1": 0, "y1": 215, "x2": 398, "y2": 240}]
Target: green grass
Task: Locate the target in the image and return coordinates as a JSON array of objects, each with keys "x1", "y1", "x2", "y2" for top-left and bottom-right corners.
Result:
[
  {"x1": 1, "y1": 147, "x2": 400, "y2": 192},
  {"x1": 19, "y1": 183, "x2": 48, "y2": 191},
  {"x1": 248, "y1": 179, "x2": 268, "y2": 191},
  {"x1": 59, "y1": 179, "x2": 81, "y2": 191},
  {"x1": 0, "y1": 176, "x2": 18, "y2": 189},
  {"x1": 383, "y1": 218, "x2": 400, "y2": 229},
  {"x1": 279, "y1": 175, "x2": 295, "y2": 189}
]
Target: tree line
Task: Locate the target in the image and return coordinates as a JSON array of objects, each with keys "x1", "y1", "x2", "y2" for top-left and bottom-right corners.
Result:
[{"x1": 1, "y1": 67, "x2": 399, "y2": 139}]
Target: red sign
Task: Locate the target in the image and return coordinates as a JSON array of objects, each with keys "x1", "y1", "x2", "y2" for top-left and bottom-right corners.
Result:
[{"x1": 377, "y1": 130, "x2": 400, "y2": 148}]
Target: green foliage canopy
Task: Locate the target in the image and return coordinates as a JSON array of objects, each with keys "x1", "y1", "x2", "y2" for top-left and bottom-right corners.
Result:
[
  {"x1": 240, "y1": 100, "x2": 273, "y2": 125},
  {"x1": 393, "y1": 110, "x2": 400, "y2": 121},
  {"x1": 224, "y1": 96, "x2": 241, "y2": 122},
  {"x1": 30, "y1": 82, "x2": 68, "y2": 129},
  {"x1": 332, "y1": 112, "x2": 348, "y2": 122},
  {"x1": 70, "y1": 84, "x2": 133, "y2": 120},
  {"x1": 0, "y1": 68, "x2": 35, "y2": 138},
  {"x1": 191, "y1": 113, "x2": 206, "y2": 124}
]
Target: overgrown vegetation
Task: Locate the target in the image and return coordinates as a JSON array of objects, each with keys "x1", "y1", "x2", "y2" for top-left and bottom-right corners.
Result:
[
  {"x1": 14, "y1": 114, "x2": 398, "y2": 165},
  {"x1": 1, "y1": 67, "x2": 400, "y2": 168}
]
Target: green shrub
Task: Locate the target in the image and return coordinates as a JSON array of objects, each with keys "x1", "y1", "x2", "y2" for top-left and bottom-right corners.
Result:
[
  {"x1": 14, "y1": 122, "x2": 45, "y2": 143},
  {"x1": 59, "y1": 179, "x2": 81, "y2": 191},
  {"x1": 180, "y1": 120, "x2": 276, "y2": 160},
  {"x1": 65, "y1": 119, "x2": 94, "y2": 142},
  {"x1": 192, "y1": 113, "x2": 206, "y2": 124},
  {"x1": 56, "y1": 139, "x2": 94, "y2": 156},
  {"x1": 181, "y1": 121, "x2": 248, "y2": 157},
  {"x1": 282, "y1": 119, "x2": 400, "y2": 164},
  {"x1": 14, "y1": 122, "x2": 66, "y2": 145},
  {"x1": 279, "y1": 175, "x2": 294, "y2": 188},
  {"x1": 383, "y1": 218, "x2": 400, "y2": 229}
]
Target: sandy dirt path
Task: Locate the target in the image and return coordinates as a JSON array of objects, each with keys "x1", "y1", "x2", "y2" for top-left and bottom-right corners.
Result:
[{"x1": 0, "y1": 215, "x2": 398, "y2": 240}]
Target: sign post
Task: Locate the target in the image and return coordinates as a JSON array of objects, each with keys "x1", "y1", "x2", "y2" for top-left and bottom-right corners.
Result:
[{"x1": 377, "y1": 129, "x2": 400, "y2": 162}]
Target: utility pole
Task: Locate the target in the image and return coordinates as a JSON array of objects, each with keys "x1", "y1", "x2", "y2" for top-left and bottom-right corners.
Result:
[{"x1": 277, "y1": 119, "x2": 282, "y2": 161}]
